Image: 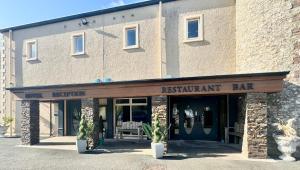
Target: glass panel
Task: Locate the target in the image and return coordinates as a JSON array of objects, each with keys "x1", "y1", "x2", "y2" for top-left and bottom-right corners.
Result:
[
  {"x1": 99, "y1": 106, "x2": 107, "y2": 135},
  {"x1": 184, "y1": 105, "x2": 194, "y2": 134},
  {"x1": 202, "y1": 106, "x2": 213, "y2": 135},
  {"x1": 126, "y1": 28, "x2": 136, "y2": 46},
  {"x1": 99, "y1": 106, "x2": 106, "y2": 120},
  {"x1": 28, "y1": 42, "x2": 37, "y2": 59},
  {"x1": 172, "y1": 104, "x2": 180, "y2": 135},
  {"x1": 74, "y1": 35, "x2": 83, "y2": 53},
  {"x1": 57, "y1": 101, "x2": 64, "y2": 136},
  {"x1": 116, "y1": 99, "x2": 130, "y2": 104},
  {"x1": 115, "y1": 105, "x2": 130, "y2": 127},
  {"x1": 71, "y1": 108, "x2": 81, "y2": 136},
  {"x1": 132, "y1": 98, "x2": 147, "y2": 104},
  {"x1": 188, "y1": 19, "x2": 199, "y2": 39},
  {"x1": 132, "y1": 105, "x2": 149, "y2": 123},
  {"x1": 99, "y1": 99, "x2": 107, "y2": 105}
]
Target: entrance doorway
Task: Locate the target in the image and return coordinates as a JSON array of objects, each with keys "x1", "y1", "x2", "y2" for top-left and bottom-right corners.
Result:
[
  {"x1": 66, "y1": 100, "x2": 82, "y2": 136},
  {"x1": 169, "y1": 96, "x2": 221, "y2": 140}
]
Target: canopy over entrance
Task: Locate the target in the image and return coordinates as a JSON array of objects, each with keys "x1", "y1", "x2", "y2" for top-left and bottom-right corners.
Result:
[{"x1": 7, "y1": 71, "x2": 288, "y2": 100}]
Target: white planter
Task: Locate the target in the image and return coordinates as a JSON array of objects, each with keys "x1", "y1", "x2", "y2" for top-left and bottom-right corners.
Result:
[
  {"x1": 274, "y1": 135, "x2": 300, "y2": 161},
  {"x1": 151, "y1": 143, "x2": 164, "y2": 159},
  {"x1": 76, "y1": 139, "x2": 87, "y2": 153},
  {"x1": 0, "y1": 126, "x2": 8, "y2": 138}
]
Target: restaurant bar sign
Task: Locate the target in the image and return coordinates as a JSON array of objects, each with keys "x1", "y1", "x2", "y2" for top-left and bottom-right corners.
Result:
[
  {"x1": 25, "y1": 91, "x2": 86, "y2": 99},
  {"x1": 161, "y1": 83, "x2": 254, "y2": 94}
]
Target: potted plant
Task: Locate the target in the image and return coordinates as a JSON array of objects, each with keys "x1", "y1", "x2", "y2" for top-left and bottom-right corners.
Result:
[
  {"x1": 272, "y1": 118, "x2": 300, "y2": 161},
  {"x1": 77, "y1": 114, "x2": 88, "y2": 153},
  {"x1": 85, "y1": 121, "x2": 95, "y2": 150},
  {"x1": 143, "y1": 114, "x2": 169, "y2": 159},
  {"x1": 0, "y1": 115, "x2": 14, "y2": 137}
]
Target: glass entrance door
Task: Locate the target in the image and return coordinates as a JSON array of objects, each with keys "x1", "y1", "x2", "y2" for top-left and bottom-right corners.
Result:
[
  {"x1": 170, "y1": 96, "x2": 219, "y2": 140},
  {"x1": 66, "y1": 100, "x2": 82, "y2": 136}
]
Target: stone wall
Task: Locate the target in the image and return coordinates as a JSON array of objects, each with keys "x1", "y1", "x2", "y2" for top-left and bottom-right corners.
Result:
[
  {"x1": 81, "y1": 98, "x2": 99, "y2": 149},
  {"x1": 242, "y1": 93, "x2": 268, "y2": 159},
  {"x1": 236, "y1": 0, "x2": 300, "y2": 158},
  {"x1": 152, "y1": 96, "x2": 168, "y2": 152},
  {"x1": 20, "y1": 100, "x2": 39, "y2": 145}
]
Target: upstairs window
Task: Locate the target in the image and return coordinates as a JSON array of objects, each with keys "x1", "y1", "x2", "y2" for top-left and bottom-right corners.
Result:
[
  {"x1": 123, "y1": 24, "x2": 139, "y2": 49},
  {"x1": 184, "y1": 15, "x2": 204, "y2": 42},
  {"x1": 72, "y1": 33, "x2": 85, "y2": 55},
  {"x1": 26, "y1": 40, "x2": 38, "y2": 61}
]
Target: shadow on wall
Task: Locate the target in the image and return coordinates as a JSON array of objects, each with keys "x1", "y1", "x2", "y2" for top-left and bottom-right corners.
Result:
[{"x1": 267, "y1": 81, "x2": 300, "y2": 160}]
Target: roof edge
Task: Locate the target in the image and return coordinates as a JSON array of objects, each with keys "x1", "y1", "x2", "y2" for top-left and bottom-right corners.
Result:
[
  {"x1": 0, "y1": 0, "x2": 175, "y2": 33},
  {"x1": 6, "y1": 71, "x2": 290, "y2": 91}
]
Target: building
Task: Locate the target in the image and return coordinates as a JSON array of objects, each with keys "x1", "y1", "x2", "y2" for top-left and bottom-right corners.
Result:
[{"x1": 0, "y1": 0, "x2": 299, "y2": 159}]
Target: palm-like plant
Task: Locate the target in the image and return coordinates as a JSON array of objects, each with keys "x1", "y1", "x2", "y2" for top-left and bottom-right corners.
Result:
[{"x1": 142, "y1": 114, "x2": 169, "y2": 143}]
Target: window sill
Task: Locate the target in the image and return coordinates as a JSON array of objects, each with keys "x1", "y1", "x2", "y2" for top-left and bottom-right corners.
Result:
[
  {"x1": 123, "y1": 45, "x2": 140, "y2": 50},
  {"x1": 26, "y1": 57, "x2": 38, "y2": 61},
  {"x1": 72, "y1": 52, "x2": 85, "y2": 56},
  {"x1": 183, "y1": 38, "x2": 204, "y2": 43}
]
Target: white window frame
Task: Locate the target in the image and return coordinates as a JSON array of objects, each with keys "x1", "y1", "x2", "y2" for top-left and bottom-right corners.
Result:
[
  {"x1": 71, "y1": 32, "x2": 85, "y2": 56},
  {"x1": 123, "y1": 24, "x2": 139, "y2": 50},
  {"x1": 26, "y1": 40, "x2": 38, "y2": 61},
  {"x1": 114, "y1": 97, "x2": 148, "y2": 135},
  {"x1": 184, "y1": 14, "x2": 204, "y2": 43}
]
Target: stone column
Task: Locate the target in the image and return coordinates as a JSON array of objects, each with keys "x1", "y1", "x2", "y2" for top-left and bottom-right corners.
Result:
[
  {"x1": 242, "y1": 93, "x2": 268, "y2": 159},
  {"x1": 81, "y1": 98, "x2": 99, "y2": 149},
  {"x1": 152, "y1": 96, "x2": 168, "y2": 152},
  {"x1": 21, "y1": 100, "x2": 39, "y2": 145}
]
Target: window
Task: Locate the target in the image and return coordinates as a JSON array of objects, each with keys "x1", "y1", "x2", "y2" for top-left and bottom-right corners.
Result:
[
  {"x1": 184, "y1": 15, "x2": 204, "y2": 42},
  {"x1": 115, "y1": 98, "x2": 150, "y2": 134},
  {"x1": 26, "y1": 40, "x2": 38, "y2": 61},
  {"x1": 72, "y1": 33, "x2": 85, "y2": 55},
  {"x1": 123, "y1": 24, "x2": 139, "y2": 49}
]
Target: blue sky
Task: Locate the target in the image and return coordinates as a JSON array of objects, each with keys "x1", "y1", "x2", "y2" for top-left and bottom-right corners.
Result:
[{"x1": 0, "y1": 0, "x2": 147, "y2": 29}]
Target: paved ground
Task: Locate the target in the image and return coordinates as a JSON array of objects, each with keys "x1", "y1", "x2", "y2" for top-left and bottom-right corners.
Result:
[{"x1": 0, "y1": 138, "x2": 300, "y2": 170}]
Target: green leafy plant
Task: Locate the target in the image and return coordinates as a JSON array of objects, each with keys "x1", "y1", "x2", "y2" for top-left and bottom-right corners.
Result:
[
  {"x1": 77, "y1": 114, "x2": 87, "y2": 140},
  {"x1": 142, "y1": 113, "x2": 169, "y2": 143},
  {"x1": 86, "y1": 121, "x2": 94, "y2": 139},
  {"x1": 2, "y1": 115, "x2": 13, "y2": 127}
]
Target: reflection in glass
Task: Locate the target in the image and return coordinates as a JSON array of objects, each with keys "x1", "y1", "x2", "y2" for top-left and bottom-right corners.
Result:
[
  {"x1": 115, "y1": 106, "x2": 130, "y2": 127},
  {"x1": 72, "y1": 108, "x2": 81, "y2": 136},
  {"x1": 172, "y1": 104, "x2": 179, "y2": 135},
  {"x1": 132, "y1": 105, "x2": 149, "y2": 123},
  {"x1": 202, "y1": 106, "x2": 213, "y2": 134},
  {"x1": 184, "y1": 105, "x2": 194, "y2": 134}
]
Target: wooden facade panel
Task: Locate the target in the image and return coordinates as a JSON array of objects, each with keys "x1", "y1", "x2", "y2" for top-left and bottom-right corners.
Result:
[{"x1": 11, "y1": 74, "x2": 285, "y2": 101}]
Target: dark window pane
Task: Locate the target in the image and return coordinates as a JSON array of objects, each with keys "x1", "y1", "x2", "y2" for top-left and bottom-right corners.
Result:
[
  {"x1": 116, "y1": 106, "x2": 130, "y2": 126},
  {"x1": 188, "y1": 20, "x2": 199, "y2": 38},
  {"x1": 132, "y1": 98, "x2": 147, "y2": 104},
  {"x1": 132, "y1": 106, "x2": 149, "y2": 123},
  {"x1": 116, "y1": 99, "x2": 130, "y2": 104},
  {"x1": 127, "y1": 28, "x2": 136, "y2": 46}
]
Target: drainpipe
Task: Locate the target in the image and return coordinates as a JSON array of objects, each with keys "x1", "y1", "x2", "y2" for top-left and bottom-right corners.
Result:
[
  {"x1": 8, "y1": 30, "x2": 13, "y2": 137},
  {"x1": 158, "y1": 0, "x2": 163, "y2": 78}
]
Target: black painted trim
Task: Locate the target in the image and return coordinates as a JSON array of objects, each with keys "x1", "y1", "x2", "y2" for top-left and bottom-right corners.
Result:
[
  {"x1": 0, "y1": 0, "x2": 175, "y2": 33},
  {"x1": 6, "y1": 71, "x2": 289, "y2": 92}
]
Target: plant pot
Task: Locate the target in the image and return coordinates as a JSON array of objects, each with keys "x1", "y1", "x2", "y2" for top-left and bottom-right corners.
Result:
[
  {"x1": 76, "y1": 139, "x2": 87, "y2": 153},
  {"x1": 274, "y1": 135, "x2": 300, "y2": 161},
  {"x1": 151, "y1": 142, "x2": 164, "y2": 159},
  {"x1": 0, "y1": 126, "x2": 8, "y2": 138}
]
